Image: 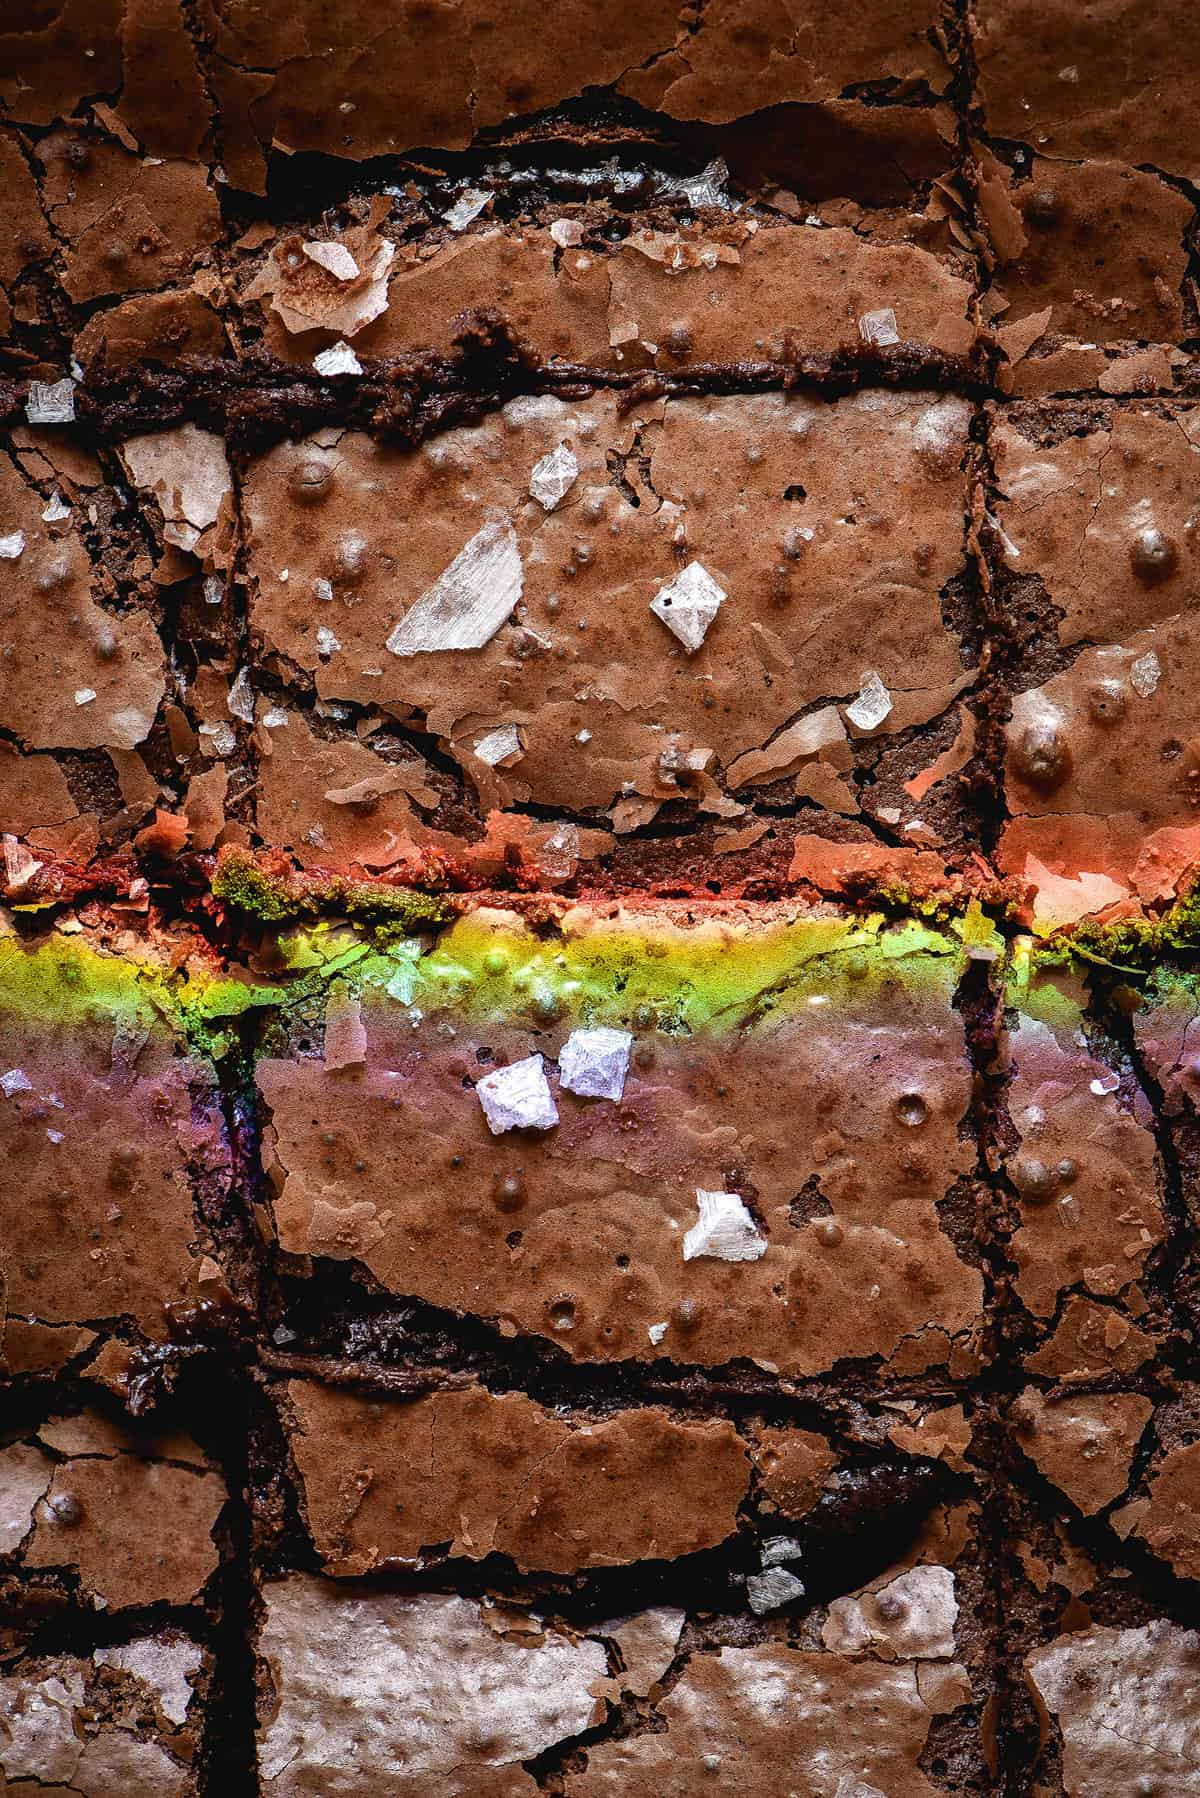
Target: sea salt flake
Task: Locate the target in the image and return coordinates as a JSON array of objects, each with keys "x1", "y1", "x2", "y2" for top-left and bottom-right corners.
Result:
[
  {"x1": 746, "y1": 1568, "x2": 805, "y2": 1614},
  {"x1": 3, "y1": 835, "x2": 41, "y2": 889},
  {"x1": 200, "y1": 720, "x2": 237, "y2": 756},
  {"x1": 761, "y1": 1537, "x2": 805, "y2": 1568},
  {"x1": 1, "y1": 1069, "x2": 33, "y2": 1097},
  {"x1": 388, "y1": 517, "x2": 523, "y2": 656},
  {"x1": 46, "y1": 1128, "x2": 64, "y2": 1143},
  {"x1": 858, "y1": 308, "x2": 900, "y2": 346},
  {"x1": 1090, "y1": 1071, "x2": 1120, "y2": 1096},
  {"x1": 559, "y1": 1027, "x2": 632, "y2": 1101},
  {"x1": 262, "y1": 707, "x2": 289, "y2": 729},
  {"x1": 315, "y1": 625, "x2": 342, "y2": 656},
  {"x1": 476, "y1": 1053, "x2": 559, "y2": 1135},
  {"x1": 647, "y1": 1321, "x2": 668, "y2": 1345},
  {"x1": 26, "y1": 378, "x2": 76, "y2": 424},
  {"x1": 683, "y1": 1189, "x2": 766, "y2": 1263},
  {"x1": 226, "y1": 666, "x2": 255, "y2": 722},
  {"x1": 313, "y1": 340, "x2": 363, "y2": 376},
  {"x1": 444, "y1": 188, "x2": 491, "y2": 230},
  {"x1": 0, "y1": 531, "x2": 26, "y2": 558},
  {"x1": 677, "y1": 155, "x2": 731, "y2": 208},
  {"x1": 313, "y1": 577, "x2": 334, "y2": 602},
  {"x1": 203, "y1": 575, "x2": 223, "y2": 605},
  {"x1": 845, "y1": 670, "x2": 893, "y2": 731},
  {"x1": 1130, "y1": 650, "x2": 1161, "y2": 698},
  {"x1": 74, "y1": 687, "x2": 96, "y2": 706},
  {"x1": 473, "y1": 722, "x2": 523, "y2": 766},
  {"x1": 649, "y1": 560, "x2": 726, "y2": 653},
  {"x1": 302, "y1": 239, "x2": 360, "y2": 282},
  {"x1": 550, "y1": 218, "x2": 585, "y2": 247},
  {"x1": 529, "y1": 444, "x2": 579, "y2": 511},
  {"x1": 42, "y1": 493, "x2": 70, "y2": 523}
]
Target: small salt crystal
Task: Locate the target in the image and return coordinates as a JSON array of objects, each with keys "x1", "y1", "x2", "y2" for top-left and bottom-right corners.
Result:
[
  {"x1": 203, "y1": 575, "x2": 223, "y2": 605},
  {"x1": 227, "y1": 666, "x2": 255, "y2": 723},
  {"x1": 42, "y1": 493, "x2": 70, "y2": 523},
  {"x1": 858, "y1": 308, "x2": 900, "y2": 347},
  {"x1": 313, "y1": 577, "x2": 334, "y2": 602},
  {"x1": 529, "y1": 444, "x2": 579, "y2": 512},
  {"x1": 26, "y1": 377, "x2": 76, "y2": 424},
  {"x1": 74, "y1": 687, "x2": 97, "y2": 706},
  {"x1": 761, "y1": 1537, "x2": 805, "y2": 1567},
  {"x1": 3, "y1": 835, "x2": 42, "y2": 888},
  {"x1": 550, "y1": 218, "x2": 585, "y2": 247},
  {"x1": 647, "y1": 1321, "x2": 668, "y2": 1345},
  {"x1": 1130, "y1": 650, "x2": 1161, "y2": 698},
  {"x1": 199, "y1": 720, "x2": 237, "y2": 757},
  {"x1": 303, "y1": 239, "x2": 360, "y2": 281},
  {"x1": 388, "y1": 518, "x2": 523, "y2": 656},
  {"x1": 746, "y1": 1568, "x2": 805, "y2": 1615},
  {"x1": 476, "y1": 1054, "x2": 559, "y2": 1135},
  {"x1": 46, "y1": 1128, "x2": 64, "y2": 1143},
  {"x1": 0, "y1": 531, "x2": 26, "y2": 558},
  {"x1": 677, "y1": 156, "x2": 731, "y2": 208},
  {"x1": 845, "y1": 671, "x2": 893, "y2": 731},
  {"x1": 559, "y1": 1026, "x2": 632, "y2": 1101},
  {"x1": 1, "y1": 1068, "x2": 33, "y2": 1097},
  {"x1": 313, "y1": 340, "x2": 363, "y2": 377},
  {"x1": 444, "y1": 188, "x2": 491, "y2": 231},
  {"x1": 315, "y1": 625, "x2": 342, "y2": 656},
  {"x1": 1057, "y1": 1194, "x2": 1080, "y2": 1228},
  {"x1": 683, "y1": 1189, "x2": 766, "y2": 1263},
  {"x1": 649, "y1": 560, "x2": 726, "y2": 653},
  {"x1": 262, "y1": 707, "x2": 289, "y2": 729},
  {"x1": 473, "y1": 722, "x2": 523, "y2": 766},
  {"x1": 1090, "y1": 1072, "x2": 1120, "y2": 1095}
]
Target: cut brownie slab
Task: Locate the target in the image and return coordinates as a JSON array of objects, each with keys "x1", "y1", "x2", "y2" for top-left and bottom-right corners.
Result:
[
  {"x1": 254, "y1": 1391, "x2": 997, "y2": 1794},
  {"x1": 0, "y1": 1409, "x2": 224, "y2": 1611},
  {"x1": 241, "y1": 387, "x2": 976, "y2": 847},
  {"x1": 998, "y1": 951, "x2": 1170, "y2": 1351},
  {"x1": 255, "y1": 903, "x2": 986, "y2": 1379},
  {"x1": 0, "y1": 1630, "x2": 208, "y2": 1797},
  {"x1": 997, "y1": 1451, "x2": 1200, "y2": 1795},
  {"x1": 986, "y1": 400, "x2": 1200, "y2": 926},
  {"x1": 0, "y1": 925, "x2": 234, "y2": 1375}
]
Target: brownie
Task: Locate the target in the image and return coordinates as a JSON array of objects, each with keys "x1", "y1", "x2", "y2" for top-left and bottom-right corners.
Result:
[
  {"x1": 4, "y1": 1, "x2": 1200, "y2": 1793},
  {"x1": 0, "y1": 1633, "x2": 209, "y2": 1796}
]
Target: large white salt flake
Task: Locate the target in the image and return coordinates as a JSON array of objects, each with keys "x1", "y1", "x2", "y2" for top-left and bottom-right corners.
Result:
[
  {"x1": 747, "y1": 1568, "x2": 805, "y2": 1614},
  {"x1": 26, "y1": 378, "x2": 76, "y2": 424},
  {"x1": 476, "y1": 1054, "x2": 559, "y2": 1135},
  {"x1": 683, "y1": 1189, "x2": 766, "y2": 1263},
  {"x1": 302, "y1": 240, "x2": 360, "y2": 282},
  {"x1": 388, "y1": 519, "x2": 523, "y2": 656},
  {"x1": 845, "y1": 670, "x2": 893, "y2": 731},
  {"x1": 858, "y1": 308, "x2": 900, "y2": 346},
  {"x1": 0, "y1": 531, "x2": 25, "y2": 559},
  {"x1": 444, "y1": 188, "x2": 491, "y2": 230},
  {"x1": 473, "y1": 723, "x2": 523, "y2": 766},
  {"x1": 529, "y1": 444, "x2": 579, "y2": 511},
  {"x1": 559, "y1": 1027, "x2": 632, "y2": 1101},
  {"x1": 649, "y1": 560, "x2": 726, "y2": 653},
  {"x1": 313, "y1": 340, "x2": 363, "y2": 376},
  {"x1": 1130, "y1": 649, "x2": 1161, "y2": 698}
]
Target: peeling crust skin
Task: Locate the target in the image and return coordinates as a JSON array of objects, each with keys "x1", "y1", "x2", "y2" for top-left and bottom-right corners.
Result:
[{"x1": 6, "y1": 4, "x2": 1200, "y2": 1795}]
